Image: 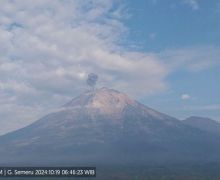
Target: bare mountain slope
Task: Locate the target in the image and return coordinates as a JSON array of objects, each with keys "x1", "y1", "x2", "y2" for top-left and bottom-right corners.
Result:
[{"x1": 0, "y1": 88, "x2": 220, "y2": 165}]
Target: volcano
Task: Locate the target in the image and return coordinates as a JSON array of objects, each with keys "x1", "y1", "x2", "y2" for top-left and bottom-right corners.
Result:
[{"x1": 0, "y1": 87, "x2": 220, "y2": 166}]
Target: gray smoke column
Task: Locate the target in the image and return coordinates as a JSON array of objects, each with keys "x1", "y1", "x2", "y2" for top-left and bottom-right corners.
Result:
[{"x1": 87, "y1": 73, "x2": 98, "y2": 89}]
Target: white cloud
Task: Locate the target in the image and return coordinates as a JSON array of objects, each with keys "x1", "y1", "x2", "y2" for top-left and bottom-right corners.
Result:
[
  {"x1": 181, "y1": 94, "x2": 191, "y2": 100},
  {"x1": 159, "y1": 46, "x2": 220, "y2": 72},
  {"x1": 183, "y1": 0, "x2": 199, "y2": 10},
  {"x1": 149, "y1": 33, "x2": 157, "y2": 40},
  {"x1": 0, "y1": 0, "x2": 168, "y2": 134},
  {"x1": 0, "y1": 0, "x2": 219, "y2": 134}
]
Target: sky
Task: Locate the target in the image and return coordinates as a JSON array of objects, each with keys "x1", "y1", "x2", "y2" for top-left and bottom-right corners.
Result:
[{"x1": 0, "y1": 0, "x2": 219, "y2": 135}]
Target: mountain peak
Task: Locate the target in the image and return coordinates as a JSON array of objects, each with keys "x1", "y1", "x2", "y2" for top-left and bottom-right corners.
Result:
[
  {"x1": 185, "y1": 116, "x2": 216, "y2": 122},
  {"x1": 64, "y1": 87, "x2": 137, "y2": 116},
  {"x1": 183, "y1": 116, "x2": 220, "y2": 135},
  {"x1": 3, "y1": 87, "x2": 220, "y2": 166}
]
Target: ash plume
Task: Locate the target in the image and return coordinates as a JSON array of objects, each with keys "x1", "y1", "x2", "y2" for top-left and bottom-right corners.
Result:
[{"x1": 87, "y1": 73, "x2": 98, "y2": 89}]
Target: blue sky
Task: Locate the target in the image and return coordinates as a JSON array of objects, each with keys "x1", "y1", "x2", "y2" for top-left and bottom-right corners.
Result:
[
  {"x1": 120, "y1": 0, "x2": 220, "y2": 120},
  {"x1": 125, "y1": 0, "x2": 220, "y2": 52},
  {"x1": 0, "y1": 0, "x2": 219, "y2": 134}
]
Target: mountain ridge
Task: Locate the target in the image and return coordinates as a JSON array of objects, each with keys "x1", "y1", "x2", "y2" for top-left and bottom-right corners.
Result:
[
  {"x1": 183, "y1": 116, "x2": 220, "y2": 135},
  {"x1": 0, "y1": 87, "x2": 220, "y2": 165}
]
